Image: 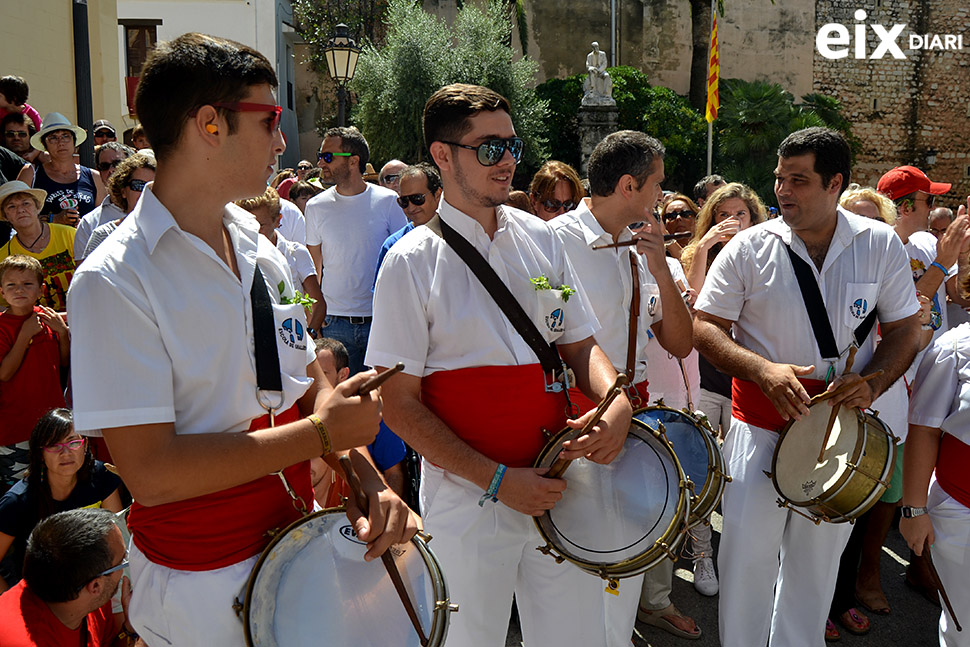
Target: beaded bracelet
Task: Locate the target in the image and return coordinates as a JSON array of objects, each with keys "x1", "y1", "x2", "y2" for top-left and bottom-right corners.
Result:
[
  {"x1": 479, "y1": 464, "x2": 507, "y2": 507},
  {"x1": 308, "y1": 414, "x2": 332, "y2": 455}
]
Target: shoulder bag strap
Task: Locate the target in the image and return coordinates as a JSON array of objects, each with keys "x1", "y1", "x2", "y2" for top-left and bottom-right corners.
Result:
[
  {"x1": 251, "y1": 264, "x2": 283, "y2": 392},
  {"x1": 626, "y1": 250, "x2": 640, "y2": 380}
]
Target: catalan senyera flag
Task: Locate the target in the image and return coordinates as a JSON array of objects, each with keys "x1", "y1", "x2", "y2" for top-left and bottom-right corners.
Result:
[{"x1": 705, "y1": 12, "x2": 719, "y2": 123}]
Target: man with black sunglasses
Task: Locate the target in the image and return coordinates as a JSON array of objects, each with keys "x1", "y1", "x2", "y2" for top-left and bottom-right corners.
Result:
[
  {"x1": 368, "y1": 83, "x2": 631, "y2": 647},
  {"x1": 74, "y1": 142, "x2": 135, "y2": 261},
  {"x1": 374, "y1": 163, "x2": 442, "y2": 286},
  {"x1": 306, "y1": 127, "x2": 405, "y2": 369}
]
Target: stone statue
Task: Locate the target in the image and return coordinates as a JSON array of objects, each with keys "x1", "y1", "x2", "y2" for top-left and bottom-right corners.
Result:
[{"x1": 582, "y1": 41, "x2": 614, "y2": 106}]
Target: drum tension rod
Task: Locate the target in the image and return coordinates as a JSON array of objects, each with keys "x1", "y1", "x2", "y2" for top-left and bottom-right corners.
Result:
[
  {"x1": 845, "y1": 462, "x2": 891, "y2": 488},
  {"x1": 775, "y1": 498, "x2": 822, "y2": 526},
  {"x1": 536, "y1": 543, "x2": 566, "y2": 564}
]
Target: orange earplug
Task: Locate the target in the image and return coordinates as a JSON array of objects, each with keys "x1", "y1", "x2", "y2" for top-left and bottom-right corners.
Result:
[{"x1": 205, "y1": 124, "x2": 218, "y2": 134}]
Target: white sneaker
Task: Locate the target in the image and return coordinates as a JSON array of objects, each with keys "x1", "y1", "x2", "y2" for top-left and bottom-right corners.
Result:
[{"x1": 693, "y1": 556, "x2": 718, "y2": 596}]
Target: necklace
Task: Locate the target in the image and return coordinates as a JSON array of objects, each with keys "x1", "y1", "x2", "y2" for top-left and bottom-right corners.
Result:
[{"x1": 17, "y1": 223, "x2": 46, "y2": 250}]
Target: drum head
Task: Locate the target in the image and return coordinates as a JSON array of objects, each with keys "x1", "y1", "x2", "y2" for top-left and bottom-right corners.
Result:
[
  {"x1": 246, "y1": 510, "x2": 444, "y2": 647},
  {"x1": 775, "y1": 406, "x2": 860, "y2": 504},
  {"x1": 536, "y1": 421, "x2": 684, "y2": 570},
  {"x1": 634, "y1": 408, "x2": 712, "y2": 499}
]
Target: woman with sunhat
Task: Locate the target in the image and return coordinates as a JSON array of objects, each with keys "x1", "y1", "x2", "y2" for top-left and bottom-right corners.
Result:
[{"x1": 16, "y1": 112, "x2": 105, "y2": 225}]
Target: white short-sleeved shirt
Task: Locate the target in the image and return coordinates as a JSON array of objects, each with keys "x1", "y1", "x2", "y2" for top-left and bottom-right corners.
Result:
[
  {"x1": 908, "y1": 323, "x2": 970, "y2": 444},
  {"x1": 304, "y1": 184, "x2": 407, "y2": 316},
  {"x1": 695, "y1": 208, "x2": 918, "y2": 380},
  {"x1": 74, "y1": 197, "x2": 125, "y2": 262},
  {"x1": 68, "y1": 187, "x2": 315, "y2": 436},
  {"x1": 551, "y1": 204, "x2": 664, "y2": 383},
  {"x1": 278, "y1": 199, "x2": 306, "y2": 245},
  {"x1": 274, "y1": 232, "x2": 316, "y2": 290},
  {"x1": 365, "y1": 198, "x2": 599, "y2": 378}
]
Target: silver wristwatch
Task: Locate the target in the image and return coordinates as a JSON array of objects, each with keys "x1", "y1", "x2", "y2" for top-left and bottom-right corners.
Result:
[{"x1": 901, "y1": 505, "x2": 928, "y2": 518}]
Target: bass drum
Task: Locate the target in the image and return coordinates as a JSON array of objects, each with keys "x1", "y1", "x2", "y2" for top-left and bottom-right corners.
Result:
[
  {"x1": 634, "y1": 404, "x2": 728, "y2": 526},
  {"x1": 241, "y1": 509, "x2": 454, "y2": 647},
  {"x1": 533, "y1": 418, "x2": 690, "y2": 585}
]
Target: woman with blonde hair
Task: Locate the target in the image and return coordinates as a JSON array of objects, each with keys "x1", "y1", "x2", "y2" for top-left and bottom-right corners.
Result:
[{"x1": 839, "y1": 186, "x2": 897, "y2": 225}]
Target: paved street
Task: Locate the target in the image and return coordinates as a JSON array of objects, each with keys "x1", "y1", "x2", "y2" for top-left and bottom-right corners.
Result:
[{"x1": 506, "y1": 510, "x2": 942, "y2": 646}]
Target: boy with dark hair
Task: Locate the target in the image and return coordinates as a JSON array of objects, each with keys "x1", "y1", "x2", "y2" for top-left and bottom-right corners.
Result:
[
  {"x1": 0, "y1": 76, "x2": 42, "y2": 138},
  {"x1": 67, "y1": 32, "x2": 416, "y2": 645},
  {"x1": 0, "y1": 255, "x2": 69, "y2": 489}
]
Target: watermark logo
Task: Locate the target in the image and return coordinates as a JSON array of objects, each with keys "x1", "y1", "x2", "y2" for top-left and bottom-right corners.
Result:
[{"x1": 817, "y1": 9, "x2": 964, "y2": 60}]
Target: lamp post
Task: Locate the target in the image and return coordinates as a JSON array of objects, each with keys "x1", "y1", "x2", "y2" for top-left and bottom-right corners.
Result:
[
  {"x1": 323, "y1": 23, "x2": 361, "y2": 127},
  {"x1": 925, "y1": 147, "x2": 938, "y2": 167}
]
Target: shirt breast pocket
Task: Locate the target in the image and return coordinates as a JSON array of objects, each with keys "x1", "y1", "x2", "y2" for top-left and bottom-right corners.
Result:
[
  {"x1": 844, "y1": 282, "x2": 878, "y2": 330},
  {"x1": 272, "y1": 302, "x2": 311, "y2": 378},
  {"x1": 536, "y1": 289, "x2": 566, "y2": 342}
]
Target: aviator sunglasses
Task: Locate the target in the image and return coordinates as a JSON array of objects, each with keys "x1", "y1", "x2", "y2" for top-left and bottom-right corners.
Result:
[
  {"x1": 397, "y1": 192, "x2": 429, "y2": 208},
  {"x1": 441, "y1": 137, "x2": 524, "y2": 166}
]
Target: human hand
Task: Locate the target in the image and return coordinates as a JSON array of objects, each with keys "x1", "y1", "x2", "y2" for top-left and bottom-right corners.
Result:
[
  {"x1": 342, "y1": 450, "x2": 420, "y2": 561},
  {"x1": 18, "y1": 314, "x2": 44, "y2": 340},
  {"x1": 315, "y1": 370, "x2": 382, "y2": 453},
  {"x1": 51, "y1": 208, "x2": 79, "y2": 227},
  {"x1": 900, "y1": 515, "x2": 934, "y2": 556},
  {"x1": 824, "y1": 372, "x2": 875, "y2": 410},
  {"x1": 36, "y1": 306, "x2": 68, "y2": 336},
  {"x1": 633, "y1": 211, "x2": 668, "y2": 276},
  {"x1": 495, "y1": 466, "x2": 567, "y2": 516},
  {"x1": 700, "y1": 216, "x2": 740, "y2": 250},
  {"x1": 560, "y1": 395, "x2": 632, "y2": 464},
  {"x1": 757, "y1": 361, "x2": 815, "y2": 421},
  {"x1": 934, "y1": 210, "x2": 970, "y2": 267}
]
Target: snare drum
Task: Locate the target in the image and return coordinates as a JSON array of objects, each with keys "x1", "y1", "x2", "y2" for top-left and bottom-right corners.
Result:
[
  {"x1": 770, "y1": 404, "x2": 896, "y2": 524},
  {"x1": 533, "y1": 418, "x2": 690, "y2": 586},
  {"x1": 634, "y1": 404, "x2": 728, "y2": 526},
  {"x1": 240, "y1": 508, "x2": 455, "y2": 646}
]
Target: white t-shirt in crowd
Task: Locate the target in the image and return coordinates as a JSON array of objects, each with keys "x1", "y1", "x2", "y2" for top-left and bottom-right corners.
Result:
[
  {"x1": 274, "y1": 231, "x2": 315, "y2": 291},
  {"x1": 74, "y1": 197, "x2": 125, "y2": 262},
  {"x1": 278, "y1": 198, "x2": 306, "y2": 245},
  {"x1": 305, "y1": 183, "x2": 406, "y2": 317}
]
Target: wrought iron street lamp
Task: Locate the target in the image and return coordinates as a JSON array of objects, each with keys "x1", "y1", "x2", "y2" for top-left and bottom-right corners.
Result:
[{"x1": 323, "y1": 23, "x2": 361, "y2": 127}]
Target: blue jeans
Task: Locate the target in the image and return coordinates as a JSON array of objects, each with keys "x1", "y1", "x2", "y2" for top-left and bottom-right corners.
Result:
[{"x1": 321, "y1": 315, "x2": 371, "y2": 376}]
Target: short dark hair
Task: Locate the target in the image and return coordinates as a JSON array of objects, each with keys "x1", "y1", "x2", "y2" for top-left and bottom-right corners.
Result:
[
  {"x1": 1, "y1": 111, "x2": 36, "y2": 134},
  {"x1": 0, "y1": 254, "x2": 43, "y2": 285},
  {"x1": 23, "y1": 508, "x2": 116, "y2": 603},
  {"x1": 692, "y1": 174, "x2": 725, "y2": 202},
  {"x1": 777, "y1": 127, "x2": 851, "y2": 194},
  {"x1": 314, "y1": 337, "x2": 349, "y2": 371},
  {"x1": 324, "y1": 127, "x2": 369, "y2": 174},
  {"x1": 135, "y1": 32, "x2": 278, "y2": 161},
  {"x1": 288, "y1": 181, "x2": 322, "y2": 202},
  {"x1": 0, "y1": 76, "x2": 29, "y2": 107},
  {"x1": 423, "y1": 84, "x2": 511, "y2": 152},
  {"x1": 95, "y1": 141, "x2": 135, "y2": 166},
  {"x1": 401, "y1": 162, "x2": 441, "y2": 195},
  {"x1": 587, "y1": 130, "x2": 665, "y2": 197}
]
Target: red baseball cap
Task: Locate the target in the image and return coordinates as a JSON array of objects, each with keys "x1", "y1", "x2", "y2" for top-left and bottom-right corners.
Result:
[{"x1": 877, "y1": 166, "x2": 951, "y2": 201}]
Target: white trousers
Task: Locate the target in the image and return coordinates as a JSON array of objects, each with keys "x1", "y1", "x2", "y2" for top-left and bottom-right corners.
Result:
[
  {"x1": 928, "y1": 479, "x2": 970, "y2": 647},
  {"x1": 718, "y1": 419, "x2": 852, "y2": 647},
  {"x1": 420, "y1": 461, "x2": 609, "y2": 647},
  {"x1": 128, "y1": 541, "x2": 257, "y2": 646}
]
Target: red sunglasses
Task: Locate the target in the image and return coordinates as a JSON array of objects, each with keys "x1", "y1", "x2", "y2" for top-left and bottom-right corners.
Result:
[{"x1": 212, "y1": 102, "x2": 282, "y2": 132}]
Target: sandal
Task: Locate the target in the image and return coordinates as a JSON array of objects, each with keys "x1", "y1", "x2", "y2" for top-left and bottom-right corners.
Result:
[
  {"x1": 636, "y1": 603, "x2": 702, "y2": 640},
  {"x1": 836, "y1": 608, "x2": 870, "y2": 636},
  {"x1": 825, "y1": 619, "x2": 841, "y2": 642},
  {"x1": 855, "y1": 589, "x2": 891, "y2": 615}
]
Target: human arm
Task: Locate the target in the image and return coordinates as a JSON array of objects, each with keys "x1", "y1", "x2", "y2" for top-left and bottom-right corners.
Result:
[
  {"x1": 15, "y1": 164, "x2": 33, "y2": 186},
  {"x1": 302, "y1": 275, "x2": 326, "y2": 332},
  {"x1": 37, "y1": 306, "x2": 69, "y2": 365},
  {"x1": 91, "y1": 167, "x2": 107, "y2": 205},
  {"x1": 898, "y1": 424, "x2": 941, "y2": 555},
  {"x1": 0, "y1": 314, "x2": 44, "y2": 381},
  {"x1": 308, "y1": 243, "x2": 322, "y2": 282},
  {"x1": 918, "y1": 209, "x2": 970, "y2": 299},
  {"x1": 635, "y1": 212, "x2": 693, "y2": 358},
  {"x1": 101, "y1": 488, "x2": 123, "y2": 513}
]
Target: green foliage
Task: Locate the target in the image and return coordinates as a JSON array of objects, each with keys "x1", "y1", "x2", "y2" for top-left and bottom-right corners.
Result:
[
  {"x1": 535, "y1": 74, "x2": 585, "y2": 169},
  {"x1": 347, "y1": 0, "x2": 548, "y2": 180},
  {"x1": 640, "y1": 87, "x2": 707, "y2": 191},
  {"x1": 293, "y1": 0, "x2": 389, "y2": 78}
]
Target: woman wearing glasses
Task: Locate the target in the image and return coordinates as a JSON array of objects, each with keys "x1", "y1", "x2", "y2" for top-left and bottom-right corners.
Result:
[
  {"x1": 0, "y1": 409, "x2": 123, "y2": 593},
  {"x1": 80, "y1": 153, "x2": 156, "y2": 262},
  {"x1": 658, "y1": 193, "x2": 701, "y2": 260},
  {"x1": 528, "y1": 161, "x2": 584, "y2": 221},
  {"x1": 16, "y1": 113, "x2": 106, "y2": 225}
]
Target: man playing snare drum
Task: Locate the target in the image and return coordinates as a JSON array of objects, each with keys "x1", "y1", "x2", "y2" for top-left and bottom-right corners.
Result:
[
  {"x1": 368, "y1": 83, "x2": 632, "y2": 647},
  {"x1": 693, "y1": 127, "x2": 921, "y2": 647},
  {"x1": 67, "y1": 33, "x2": 418, "y2": 646}
]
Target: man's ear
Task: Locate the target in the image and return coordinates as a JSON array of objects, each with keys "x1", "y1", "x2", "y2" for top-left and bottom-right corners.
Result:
[
  {"x1": 827, "y1": 172, "x2": 843, "y2": 194},
  {"x1": 429, "y1": 141, "x2": 452, "y2": 172},
  {"x1": 338, "y1": 367, "x2": 350, "y2": 383}
]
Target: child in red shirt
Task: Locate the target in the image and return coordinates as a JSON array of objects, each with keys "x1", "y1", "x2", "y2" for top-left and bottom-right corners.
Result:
[{"x1": 0, "y1": 255, "x2": 69, "y2": 489}]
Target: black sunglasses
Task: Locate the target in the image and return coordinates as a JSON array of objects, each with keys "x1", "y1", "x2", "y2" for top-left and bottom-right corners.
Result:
[
  {"x1": 128, "y1": 179, "x2": 147, "y2": 192},
  {"x1": 441, "y1": 137, "x2": 524, "y2": 166},
  {"x1": 397, "y1": 192, "x2": 429, "y2": 208},
  {"x1": 317, "y1": 151, "x2": 352, "y2": 163},
  {"x1": 537, "y1": 197, "x2": 577, "y2": 213},
  {"x1": 663, "y1": 209, "x2": 696, "y2": 221},
  {"x1": 297, "y1": 165, "x2": 312, "y2": 171},
  {"x1": 97, "y1": 159, "x2": 123, "y2": 172},
  {"x1": 381, "y1": 174, "x2": 401, "y2": 185}
]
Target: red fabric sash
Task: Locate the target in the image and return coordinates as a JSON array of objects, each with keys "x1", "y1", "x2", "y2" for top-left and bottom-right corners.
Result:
[
  {"x1": 567, "y1": 380, "x2": 649, "y2": 415},
  {"x1": 936, "y1": 434, "x2": 970, "y2": 509},
  {"x1": 732, "y1": 377, "x2": 827, "y2": 432},
  {"x1": 421, "y1": 364, "x2": 568, "y2": 467},
  {"x1": 128, "y1": 404, "x2": 311, "y2": 571}
]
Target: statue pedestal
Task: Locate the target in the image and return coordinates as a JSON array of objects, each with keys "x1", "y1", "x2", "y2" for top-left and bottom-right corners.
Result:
[{"x1": 578, "y1": 104, "x2": 619, "y2": 176}]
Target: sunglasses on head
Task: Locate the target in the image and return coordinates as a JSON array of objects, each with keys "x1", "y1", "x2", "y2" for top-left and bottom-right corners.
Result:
[
  {"x1": 441, "y1": 137, "x2": 524, "y2": 166},
  {"x1": 211, "y1": 101, "x2": 283, "y2": 132},
  {"x1": 381, "y1": 174, "x2": 401, "y2": 185},
  {"x1": 97, "y1": 159, "x2": 123, "y2": 172},
  {"x1": 397, "y1": 192, "x2": 429, "y2": 208},
  {"x1": 663, "y1": 209, "x2": 696, "y2": 221},
  {"x1": 536, "y1": 197, "x2": 577, "y2": 213},
  {"x1": 128, "y1": 179, "x2": 148, "y2": 192},
  {"x1": 318, "y1": 151, "x2": 352, "y2": 163}
]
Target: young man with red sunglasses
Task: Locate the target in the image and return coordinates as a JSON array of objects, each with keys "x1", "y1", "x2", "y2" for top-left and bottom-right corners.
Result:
[{"x1": 67, "y1": 33, "x2": 417, "y2": 645}]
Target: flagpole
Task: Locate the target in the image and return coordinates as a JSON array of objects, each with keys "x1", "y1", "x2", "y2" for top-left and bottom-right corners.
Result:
[
  {"x1": 706, "y1": 0, "x2": 715, "y2": 175},
  {"x1": 707, "y1": 121, "x2": 713, "y2": 176}
]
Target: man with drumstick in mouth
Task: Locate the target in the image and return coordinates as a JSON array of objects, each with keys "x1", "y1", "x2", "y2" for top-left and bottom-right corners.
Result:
[
  {"x1": 368, "y1": 83, "x2": 632, "y2": 647},
  {"x1": 67, "y1": 33, "x2": 418, "y2": 645},
  {"x1": 693, "y1": 127, "x2": 921, "y2": 647}
]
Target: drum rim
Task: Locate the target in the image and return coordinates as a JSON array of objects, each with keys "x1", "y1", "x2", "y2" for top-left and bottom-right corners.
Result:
[
  {"x1": 531, "y1": 419, "x2": 691, "y2": 579},
  {"x1": 242, "y1": 507, "x2": 453, "y2": 647}
]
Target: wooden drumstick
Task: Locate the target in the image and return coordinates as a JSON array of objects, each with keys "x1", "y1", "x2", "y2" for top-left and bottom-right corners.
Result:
[
  {"x1": 358, "y1": 362, "x2": 405, "y2": 395},
  {"x1": 818, "y1": 347, "x2": 857, "y2": 463},
  {"x1": 808, "y1": 370, "x2": 884, "y2": 406},
  {"x1": 546, "y1": 374, "x2": 629, "y2": 479},
  {"x1": 592, "y1": 232, "x2": 691, "y2": 250},
  {"x1": 339, "y1": 453, "x2": 429, "y2": 646},
  {"x1": 924, "y1": 540, "x2": 963, "y2": 631}
]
